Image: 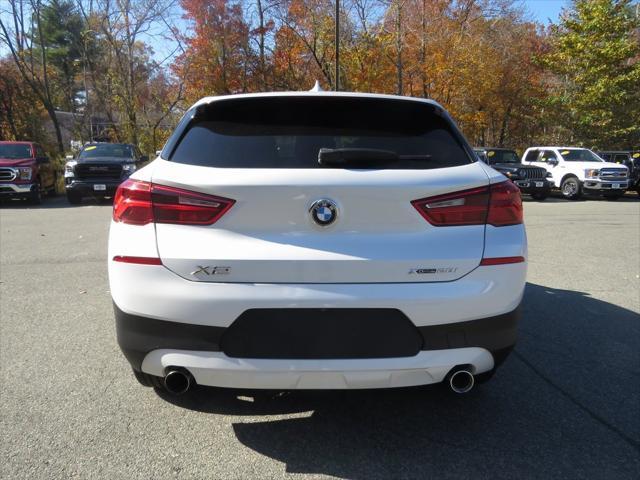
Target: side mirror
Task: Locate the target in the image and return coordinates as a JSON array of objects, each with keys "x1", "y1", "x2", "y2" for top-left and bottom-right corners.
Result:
[
  {"x1": 65, "y1": 155, "x2": 74, "y2": 160},
  {"x1": 548, "y1": 159, "x2": 558, "y2": 166},
  {"x1": 38, "y1": 156, "x2": 50, "y2": 164},
  {"x1": 140, "y1": 155, "x2": 149, "y2": 162},
  {"x1": 155, "y1": 150, "x2": 162, "y2": 157}
]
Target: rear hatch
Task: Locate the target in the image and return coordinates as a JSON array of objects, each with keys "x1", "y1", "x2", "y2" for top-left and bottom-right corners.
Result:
[{"x1": 152, "y1": 94, "x2": 490, "y2": 283}]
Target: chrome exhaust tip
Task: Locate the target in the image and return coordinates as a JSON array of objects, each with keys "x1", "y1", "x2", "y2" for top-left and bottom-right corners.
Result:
[
  {"x1": 447, "y1": 368, "x2": 475, "y2": 394},
  {"x1": 164, "y1": 368, "x2": 192, "y2": 395}
]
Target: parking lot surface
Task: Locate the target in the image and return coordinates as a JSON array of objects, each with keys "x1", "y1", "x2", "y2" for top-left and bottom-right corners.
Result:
[{"x1": 1, "y1": 195, "x2": 639, "y2": 479}]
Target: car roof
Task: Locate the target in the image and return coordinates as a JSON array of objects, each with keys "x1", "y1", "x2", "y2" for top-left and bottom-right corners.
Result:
[
  {"x1": 191, "y1": 91, "x2": 444, "y2": 110},
  {"x1": 0, "y1": 141, "x2": 34, "y2": 145},
  {"x1": 82, "y1": 142, "x2": 133, "y2": 148},
  {"x1": 475, "y1": 147, "x2": 516, "y2": 151},
  {"x1": 526, "y1": 146, "x2": 589, "y2": 150}
]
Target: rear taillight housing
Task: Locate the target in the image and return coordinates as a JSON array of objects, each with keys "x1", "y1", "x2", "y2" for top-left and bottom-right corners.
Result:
[
  {"x1": 485, "y1": 181, "x2": 523, "y2": 226},
  {"x1": 412, "y1": 181, "x2": 522, "y2": 227},
  {"x1": 113, "y1": 179, "x2": 235, "y2": 226}
]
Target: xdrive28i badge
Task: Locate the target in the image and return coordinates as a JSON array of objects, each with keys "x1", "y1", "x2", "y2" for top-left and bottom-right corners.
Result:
[{"x1": 309, "y1": 199, "x2": 338, "y2": 226}]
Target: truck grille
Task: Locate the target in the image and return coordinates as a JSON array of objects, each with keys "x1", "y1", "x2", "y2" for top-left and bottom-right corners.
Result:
[
  {"x1": 221, "y1": 308, "x2": 423, "y2": 359},
  {"x1": 520, "y1": 168, "x2": 545, "y2": 180},
  {"x1": 74, "y1": 164, "x2": 122, "y2": 180},
  {"x1": 0, "y1": 168, "x2": 17, "y2": 181},
  {"x1": 599, "y1": 168, "x2": 627, "y2": 181}
]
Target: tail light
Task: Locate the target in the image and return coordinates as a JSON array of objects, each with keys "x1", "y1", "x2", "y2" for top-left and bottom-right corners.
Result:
[
  {"x1": 412, "y1": 181, "x2": 522, "y2": 227},
  {"x1": 486, "y1": 181, "x2": 523, "y2": 226},
  {"x1": 113, "y1": 179, "x2": 235, "y2": 226}
]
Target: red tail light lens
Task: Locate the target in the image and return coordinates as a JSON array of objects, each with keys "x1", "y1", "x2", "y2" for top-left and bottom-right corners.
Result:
[
  {"x1": 486, "y1": 181, "x2": 523, "y2": 227},
  {"x1": 113, "y1": 179, "x2": 153, "y2": 225},
  {"x1": 151, "y1": 184, "x2": 235, "y2": 225},
  {"x1": 412, "y1": 181, "x2": 522, "y2": 227},
  {"x1": 113, "y1": 179, "x2": 235, "y2": 226},
  {"x1": 411, "y1": 186, "x2": 490, "y2": 226}
]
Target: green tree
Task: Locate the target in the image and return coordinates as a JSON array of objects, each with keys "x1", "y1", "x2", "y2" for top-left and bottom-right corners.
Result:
[
  {"x1": 36, "y1": 0, "x2": 85, "y2": 112},
  {"x1": 541, "y1": 0, "x2": 640, "y2": 149}
]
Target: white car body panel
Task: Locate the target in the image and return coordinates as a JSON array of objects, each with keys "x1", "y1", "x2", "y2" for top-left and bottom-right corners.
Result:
[
  {"x1": 150, "y1": 159, "x2": 491, "y2": 283},
  {"x1": 108, "y1": 259, "x2": 526, "y2": 328}
]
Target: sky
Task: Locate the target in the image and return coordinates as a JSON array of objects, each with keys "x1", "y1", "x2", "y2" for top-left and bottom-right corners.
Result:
[{"x1": 522, "y1": 0, "x2": 569, "y2": 24}]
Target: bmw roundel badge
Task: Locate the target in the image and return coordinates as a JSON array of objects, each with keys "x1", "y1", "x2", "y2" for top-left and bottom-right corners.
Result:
[{"x1": 309, "y1": 199, "x2": 338, "y2": 226}]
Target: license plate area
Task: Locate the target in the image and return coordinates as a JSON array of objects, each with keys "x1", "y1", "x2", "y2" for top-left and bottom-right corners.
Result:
[
  {"x1": 221, "y1": 308, "x2": 423, "y2": 359},
  {"x1": 535, "y1": 181, "x2": 544, "y2": 188},
  {"x1": 93, "y1": 184, "x2": 106, "y2": 191}
]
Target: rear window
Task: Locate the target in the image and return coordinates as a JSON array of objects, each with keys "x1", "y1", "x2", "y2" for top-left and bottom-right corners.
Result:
[{"x1": 168, "y1": 97, "x2": 472, "y2": 169}]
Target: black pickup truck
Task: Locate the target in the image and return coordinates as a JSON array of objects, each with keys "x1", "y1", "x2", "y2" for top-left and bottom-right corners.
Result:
[
  {"x1": 64, "y1": 143, "x2": 148, "y2": 204},
  {"x1": 474, "y1": 148, "x2": 552, "y2": 200},
  {"x1": 597, "y1": 151, "x2": 640, "y2": 195}
]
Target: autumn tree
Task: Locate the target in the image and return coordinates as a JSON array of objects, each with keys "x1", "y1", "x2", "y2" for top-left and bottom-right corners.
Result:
[
  {"x1": 67, "y1": 0, "x2": 182, "y2": 149},
  {"x1": 271, "y1": 0, "x2": 337, "y2": 90},
  {"x1": 173, "y1": 0, "x2": 252, "y2": 102},
  {"x1": 0, "y1": 0, "x2": 68, "y2": 153},
  {"x1": 0, "y1": 58, "x2": 47, "y2": 142}
]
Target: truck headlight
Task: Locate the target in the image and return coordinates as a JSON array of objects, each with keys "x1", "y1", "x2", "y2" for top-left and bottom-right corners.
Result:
[
  {"x1": 64, "y1": 161, "x2": 77, "y2": 178},
  {"x1": 122, "y1": 164, "x2": 137, "y2": 174},
  {"x1": 585, "y1": 169, "x2": 600, "y2": 178},
  {"x1": 17, "y1": 167, "x2": 32, "y2": 180}
]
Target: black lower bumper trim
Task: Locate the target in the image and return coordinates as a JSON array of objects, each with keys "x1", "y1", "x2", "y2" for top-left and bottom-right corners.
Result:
[
  {"x1": 114, "y1": 303, "x2": 225, "y2": 371},
  {"x1": 418, "y1": 308, "x2": 519, "y2": 353},
  {"x1": 114, "y1": 304, "x2": 519, "y2": 371}
]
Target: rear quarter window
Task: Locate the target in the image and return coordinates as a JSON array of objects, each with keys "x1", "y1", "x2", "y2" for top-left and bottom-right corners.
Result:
[{"x1": 168, "y1": 97, "x2": 473, "y2": 169}]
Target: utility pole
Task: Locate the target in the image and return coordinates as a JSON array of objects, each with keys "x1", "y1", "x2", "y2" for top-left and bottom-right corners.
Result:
[{"x1": 335, "y1": 0, "x2": 340, "y2": 91}]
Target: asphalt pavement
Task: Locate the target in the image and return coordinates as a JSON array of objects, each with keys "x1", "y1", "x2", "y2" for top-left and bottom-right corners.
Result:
[{"x1": 1, "y1": 193, "x2": 639, "y2": 479}]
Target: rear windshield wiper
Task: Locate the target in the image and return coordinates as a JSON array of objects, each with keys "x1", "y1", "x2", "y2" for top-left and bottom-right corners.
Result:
[{"x1": 318, "y1": 148, "x2": 431, "y2": 166}]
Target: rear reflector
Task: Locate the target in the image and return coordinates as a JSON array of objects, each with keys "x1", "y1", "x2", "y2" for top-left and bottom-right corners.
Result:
[
  {"x1": 480, "y1": 256, "x2": 525, "y2": 266},
  {"x1": 112, "y1": 255, "x2": 163, "y2": 265},
  {"x1": 412, "y1": 181, "x2": 522, "y2": 227},
  {"x1": 113, "y1": 179, "x2": 235, "y2": 226}
]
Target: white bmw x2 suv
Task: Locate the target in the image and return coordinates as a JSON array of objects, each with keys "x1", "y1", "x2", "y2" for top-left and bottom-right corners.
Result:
[{"x1": 108, "y1": 92, "x2": 526, "y2": 395}]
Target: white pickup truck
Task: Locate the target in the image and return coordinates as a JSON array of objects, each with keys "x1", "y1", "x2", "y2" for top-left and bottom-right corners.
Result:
[{"x1": 521, "y1": 147, "x2": 629, "y2": 200}]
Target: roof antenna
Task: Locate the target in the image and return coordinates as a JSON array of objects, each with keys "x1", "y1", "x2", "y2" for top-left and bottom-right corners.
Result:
[{"x1": 310, "y1": 80, "x2": 324, "y2": 92}]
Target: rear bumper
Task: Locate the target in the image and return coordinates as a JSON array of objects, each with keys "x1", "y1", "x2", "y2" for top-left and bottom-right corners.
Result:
[
  {"x1": 110, "y1": 241, "x2": 525, "y2": 389},
  {"x1": 115, "y1": 302, "x2": 518, "y2": 388}
]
